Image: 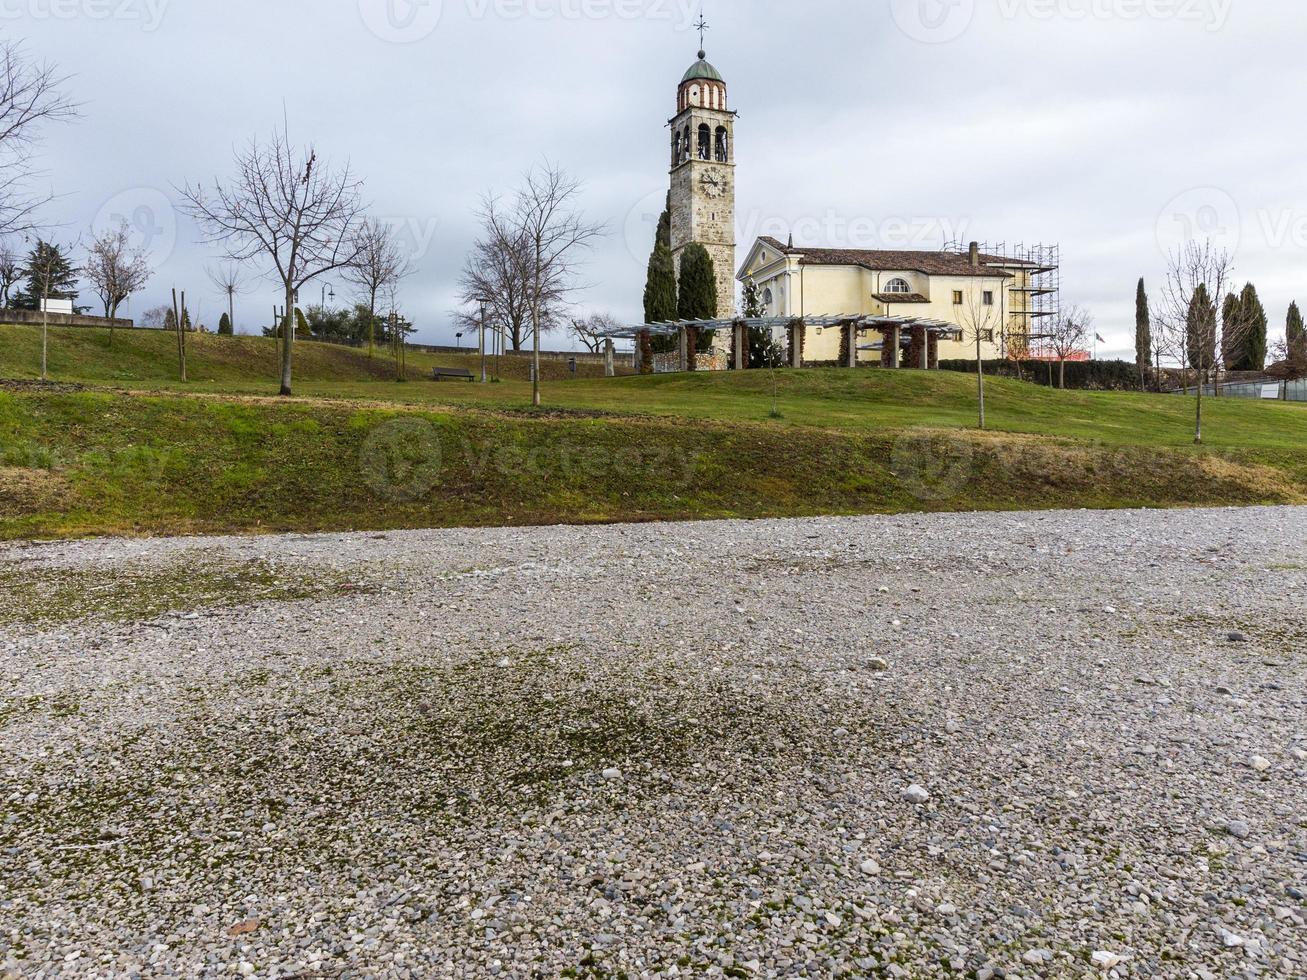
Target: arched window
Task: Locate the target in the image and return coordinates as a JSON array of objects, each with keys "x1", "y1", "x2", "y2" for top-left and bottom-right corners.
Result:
[
  {"x1": 715, "y1": 126, "x2": 729, "y2": 163},
  {"x1": 682, "y1": 126, "x2": 692, "y2": 163},
  {"x1": 698, "y1": 124, "x2": 711, "y2": 160},
  {"x1": 762, "y1": 288, "x2": 774, "y2": 310},
  {"x1": 884, "y1": 278, "x2": 911, "y2": 294}
]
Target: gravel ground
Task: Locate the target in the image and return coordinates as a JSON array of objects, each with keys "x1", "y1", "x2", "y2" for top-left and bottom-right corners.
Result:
[{"x1": 1, "y1": 506, "x2": 1305, "y2": 979}]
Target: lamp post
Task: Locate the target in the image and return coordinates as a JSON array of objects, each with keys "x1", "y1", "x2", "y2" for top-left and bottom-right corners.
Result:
[
  {"x1": 320, "y1": 283, "x2": 335, "y2": 307},
  {"x1": 456, "y1": 332, "x2": 464, "y2": 350},
  {"x1": 478, "y1": 297, "x2": 488, "y2": 384}
]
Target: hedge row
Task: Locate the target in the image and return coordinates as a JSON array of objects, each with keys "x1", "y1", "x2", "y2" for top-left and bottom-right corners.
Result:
[{"x1": 937, "y1": 358, "x2": 1144, "y2": 391}]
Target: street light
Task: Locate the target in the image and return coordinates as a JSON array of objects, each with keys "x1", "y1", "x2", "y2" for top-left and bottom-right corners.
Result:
[
  {"x1": 477, "y1": 297, "x2": 488, "y2": 384},
  {"x1": 321, "y1": 283, "x2": 335, "y2": 307},
  {"x1": 456, "y1": 332, "x2": 464, "y2": 350}
]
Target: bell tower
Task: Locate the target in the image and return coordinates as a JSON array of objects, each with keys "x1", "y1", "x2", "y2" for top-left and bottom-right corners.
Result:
[{"x1": 668, "y1": 20, "x2": 736, "y2": 318}]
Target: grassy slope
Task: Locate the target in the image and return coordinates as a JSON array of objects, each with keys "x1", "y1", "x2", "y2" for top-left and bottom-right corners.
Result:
[{"x1": 1, "y1": 325, "x2": 1304, "y2": 539}]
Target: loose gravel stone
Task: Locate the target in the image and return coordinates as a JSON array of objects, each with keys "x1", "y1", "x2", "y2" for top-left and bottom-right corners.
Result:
[{"x1": 1, "y1": 505, "x2": 1304, "y2": 978}]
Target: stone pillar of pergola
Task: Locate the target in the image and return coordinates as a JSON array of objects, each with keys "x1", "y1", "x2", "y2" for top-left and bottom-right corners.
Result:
[
  {"x1": 927, "y1": 333, "x2": 939, "y2": 371},
  {"x1": 909, "y1": 325, "x2": 928, "y2": 370},
  {"x1": 678, "y1": 326, "x2": 689, "y2": 373},
  {"x1": 637, "y1": 330, "x2": 651, "y2": 374},
  {"x1": 844, "y1": 322, "x2": 857, "y2": 369},
  {"x1": 789, "y1": 323, "x2": 803, "y2": 369},
  {"x1": 733, "y1": 321, "x2": 747, "y2": 370},
  {"x1": 604, "y1": 339, "x2": 615, "y2": 377},
  {"x1": 887, "y1": 325, "x2": 902, "y2": 369}
]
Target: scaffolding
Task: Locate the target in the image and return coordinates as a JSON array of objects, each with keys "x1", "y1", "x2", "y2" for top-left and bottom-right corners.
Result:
[{"x1": 947, "y1": 242, "x2": 1061, "y2": 360}]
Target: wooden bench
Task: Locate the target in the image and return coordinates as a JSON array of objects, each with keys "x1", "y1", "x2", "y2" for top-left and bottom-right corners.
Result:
[{"x1": 432, "y1": 367, "x2": 475, "y2": 383}]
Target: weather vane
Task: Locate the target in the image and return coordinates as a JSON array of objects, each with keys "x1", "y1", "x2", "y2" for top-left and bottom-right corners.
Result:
[{"x1": 695, "y1": 9, "x2": 709, "y2": 51}]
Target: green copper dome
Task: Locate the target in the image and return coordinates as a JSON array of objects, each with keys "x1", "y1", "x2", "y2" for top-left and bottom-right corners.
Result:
[{"x1": 682, "y1": 51, "x2": 723, "y2": 84}]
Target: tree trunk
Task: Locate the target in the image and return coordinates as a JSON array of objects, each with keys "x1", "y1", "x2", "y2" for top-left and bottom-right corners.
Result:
[
  {"x1": 1195, "y1": 363, "x2": 1204, "y2": 445},
  {"x1": 229, "y1": 292, "x2": 235, "y2": 338},
  {"x1": 532, "y1": 304, "x2": 542, "y2": 407},
  {"x1": 1059, "y1": 358, "x2": 1066, "y2": 389},
  {"x1": 975, "y1": 334, "x2": 985, "y2": 430},
  {"x1": 40, "y1": 282, "x2": 49, "y2": 381},
  {"x1": 281, "y1": 282, "x2": 294, "y2": 396},
  {"x1": 368, "y1": 289, "x2": 377, "y2": 358}
]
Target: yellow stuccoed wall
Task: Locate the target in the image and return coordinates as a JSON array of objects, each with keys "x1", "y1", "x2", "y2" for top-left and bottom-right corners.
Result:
[{"x1": 738, "y1": 245, "x2": 1029, "y2": 363}]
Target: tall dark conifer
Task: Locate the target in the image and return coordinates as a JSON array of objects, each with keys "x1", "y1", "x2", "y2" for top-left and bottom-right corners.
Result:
[
  {"x1": 1288, "y1": 301, "x2": 1306, "y2": 359},
  {"x1": 1135, "y1": 278, "x2": 1151, "y2": 390},
  {"x1": 677, "y1": 242, "x2": 718, "y2": 359},
  {"x1": 1236, "y1": 282, "x2": 1267, "y2": 371}
]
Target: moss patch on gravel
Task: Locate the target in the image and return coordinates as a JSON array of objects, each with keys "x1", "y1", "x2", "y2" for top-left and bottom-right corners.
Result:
[{"x1": 0, "y1": 558, "x2": 361, "y2": 628}]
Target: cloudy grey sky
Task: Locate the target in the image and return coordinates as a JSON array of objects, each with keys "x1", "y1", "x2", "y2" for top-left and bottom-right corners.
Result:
[{"x1": 16, "y1": 0, "x2": 1307, "y2": 356}]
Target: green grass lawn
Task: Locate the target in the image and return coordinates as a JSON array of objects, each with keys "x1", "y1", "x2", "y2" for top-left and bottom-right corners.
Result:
[{"x1": 1, "y1": 324, "x2": 1304, "y2": 540}]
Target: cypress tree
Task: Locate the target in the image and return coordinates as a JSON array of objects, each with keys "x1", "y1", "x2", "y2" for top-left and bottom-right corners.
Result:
[
  {"x1": 641, "y1": 195, "x2": 678, "y2": 356},
  {"x1": 1186, "y1": 284, "x2": 1215, "y2": 371},
  {"x1": 677, "y1": 243, "x2": 718, "y2": 359},
  {"x1": 677, "y1": 242, "x2": 717, "y2": 321},
  {"x1": 643, "y1": 243, "x2": 677, "y2": 323},
  {"x1": 218, "y1": 312, "x2": 233, "y2": 336},
  {"x1": 1220, "y1": 292, "x2": 1242, "y2": 369},
  {"x1": 1237, "y1": 282, "x2": 1267, "y2": 371},
  {"x1": 1135, "y1": 278, "x2": 1151, "y2": 390},
  {"x1": 1288, "y1": 301, "x2": 1306, "y2": 359}
]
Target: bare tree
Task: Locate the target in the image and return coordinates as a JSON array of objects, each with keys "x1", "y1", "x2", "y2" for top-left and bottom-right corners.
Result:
[
  {"x1": 180, "y1": 123, "x2": 366, "y2": 395},
  {"x1": 343, "y1": 217, "x2": 412, "y2": 357},
  {"x1": 0, "y1": 41, "x2": 79, "y2": 238},
  {"x1": 480, "y1": 163, "x2": 605, "y2": 406},
  {"x1": 171, "y1": 288, "x2": 188, "y2": 381},
  {"x1": 1268, "y1": 338, "x2": 1307, "y2": 384},
  {"x1": 457, "y1": 219, "x2": 563, "y2": 352},
  {"x1": 571, "y1": 313, "x2": 620, "y2": 354},
  {"x1": 85, "y1": 220, "x2": 152, "y2": 344},
  {"x1": 1159, "y1": 240, "x2": 1235, "y2": 444},
  {"x1": 955, "y1": 288, "x2": 1004, "y2": 430},
  {"x1": 28, "y1": 236, "x2": 79, "y2": 381},
  {"x1": 206, "y1": 263, "x2": 247, "y2": 336},
  {"x1": 1047, "y1": 304, "x2": 1092, "y2": 389},
  {"x1": 0, "y1": 240, "x2": 20, "y2": 306}
]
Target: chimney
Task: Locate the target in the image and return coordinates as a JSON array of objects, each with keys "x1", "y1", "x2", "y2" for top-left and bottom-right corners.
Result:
[{"x1": 969, "y1": 241, "x2": 980, "y2": 267}]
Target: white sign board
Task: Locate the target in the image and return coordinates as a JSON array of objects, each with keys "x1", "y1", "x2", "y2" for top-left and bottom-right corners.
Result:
[
  {"x1": 1262, "y1": 384, "x2": 1282, "y2": 400},
  {"x1": 40, "y1": 298, "x2": 74, "y2": 315}
]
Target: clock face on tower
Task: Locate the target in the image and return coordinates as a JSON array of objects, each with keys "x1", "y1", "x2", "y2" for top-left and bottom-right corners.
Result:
[{"x1": 700, "y1": 168, "x2": 727, "y2": 199}]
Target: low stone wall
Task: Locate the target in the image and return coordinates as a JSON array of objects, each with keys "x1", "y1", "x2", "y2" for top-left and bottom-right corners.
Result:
[{"x1": 2, "y1": 309, "x2": 134, "y2": 330}]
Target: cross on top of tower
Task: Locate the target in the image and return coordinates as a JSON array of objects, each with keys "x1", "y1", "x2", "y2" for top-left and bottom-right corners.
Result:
[{"x1": 695, "y1": 10, "x2": 709, "y2": 57}]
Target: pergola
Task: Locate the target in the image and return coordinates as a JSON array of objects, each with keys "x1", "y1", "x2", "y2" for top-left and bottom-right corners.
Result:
[{"x1": 594, "y1": 314, "x2": 963, "y2": 374}]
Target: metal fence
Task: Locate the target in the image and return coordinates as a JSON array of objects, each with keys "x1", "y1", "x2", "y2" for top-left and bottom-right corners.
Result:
[{"x1": 1173, "y1": 378, "x2": 1307, "y2": 402}]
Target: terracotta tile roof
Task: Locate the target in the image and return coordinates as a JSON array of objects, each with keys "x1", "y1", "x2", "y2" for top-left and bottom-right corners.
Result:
[
  {"x1": 871, "y1": 292, "x2": 930, "y2": 304},
  {"x1": 757, "y1": 237, "x2": 1022, "y2": 279}
]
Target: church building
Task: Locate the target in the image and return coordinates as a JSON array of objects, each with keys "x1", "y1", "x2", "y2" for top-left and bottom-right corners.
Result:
[{"x1": 654, "y1": 31, "x2": 1059, "y2": 369}]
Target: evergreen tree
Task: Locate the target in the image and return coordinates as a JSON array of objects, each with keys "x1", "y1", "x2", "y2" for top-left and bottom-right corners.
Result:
[
  {"x1": 641, "y1": 195, "x2": 678, "y2": 355},
  {"x1": 218, "y1": 312, "x2": 233, "y2": 335},
  {"x1": 1135, "y1": 278, "x2": 1151, "y2": 390},
  {"x1": 1186, "y1": 284, "x2": 1216, "y2": 372},
  {"x1": 1220, "y1": 292, "x2": 1242, "y2": 369},
  {"x1": 742, "y1": 278, "x2": 763, "y2": 318},
  {"x1": 1288, "y1": 301, "x2": 1306, "y2": 359},
  {"x1": 164, "y1": 307, "x2": 177, "y2": 332},
  {"x1": 677, "y1": 242, "x2": 718, "y2": 355},
  {"x1": 643, "y1": 243, "x2": 677, "y2": 324},
  {"x1": 181, "y1": 307, "x2": 193, "y2": 332},
  {"x1": 19, "y1": 240, "x2": 78, "y2": 310},
  {"x1": 1236, "y1": 282, "x2": 1267, "y2": 371}
]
